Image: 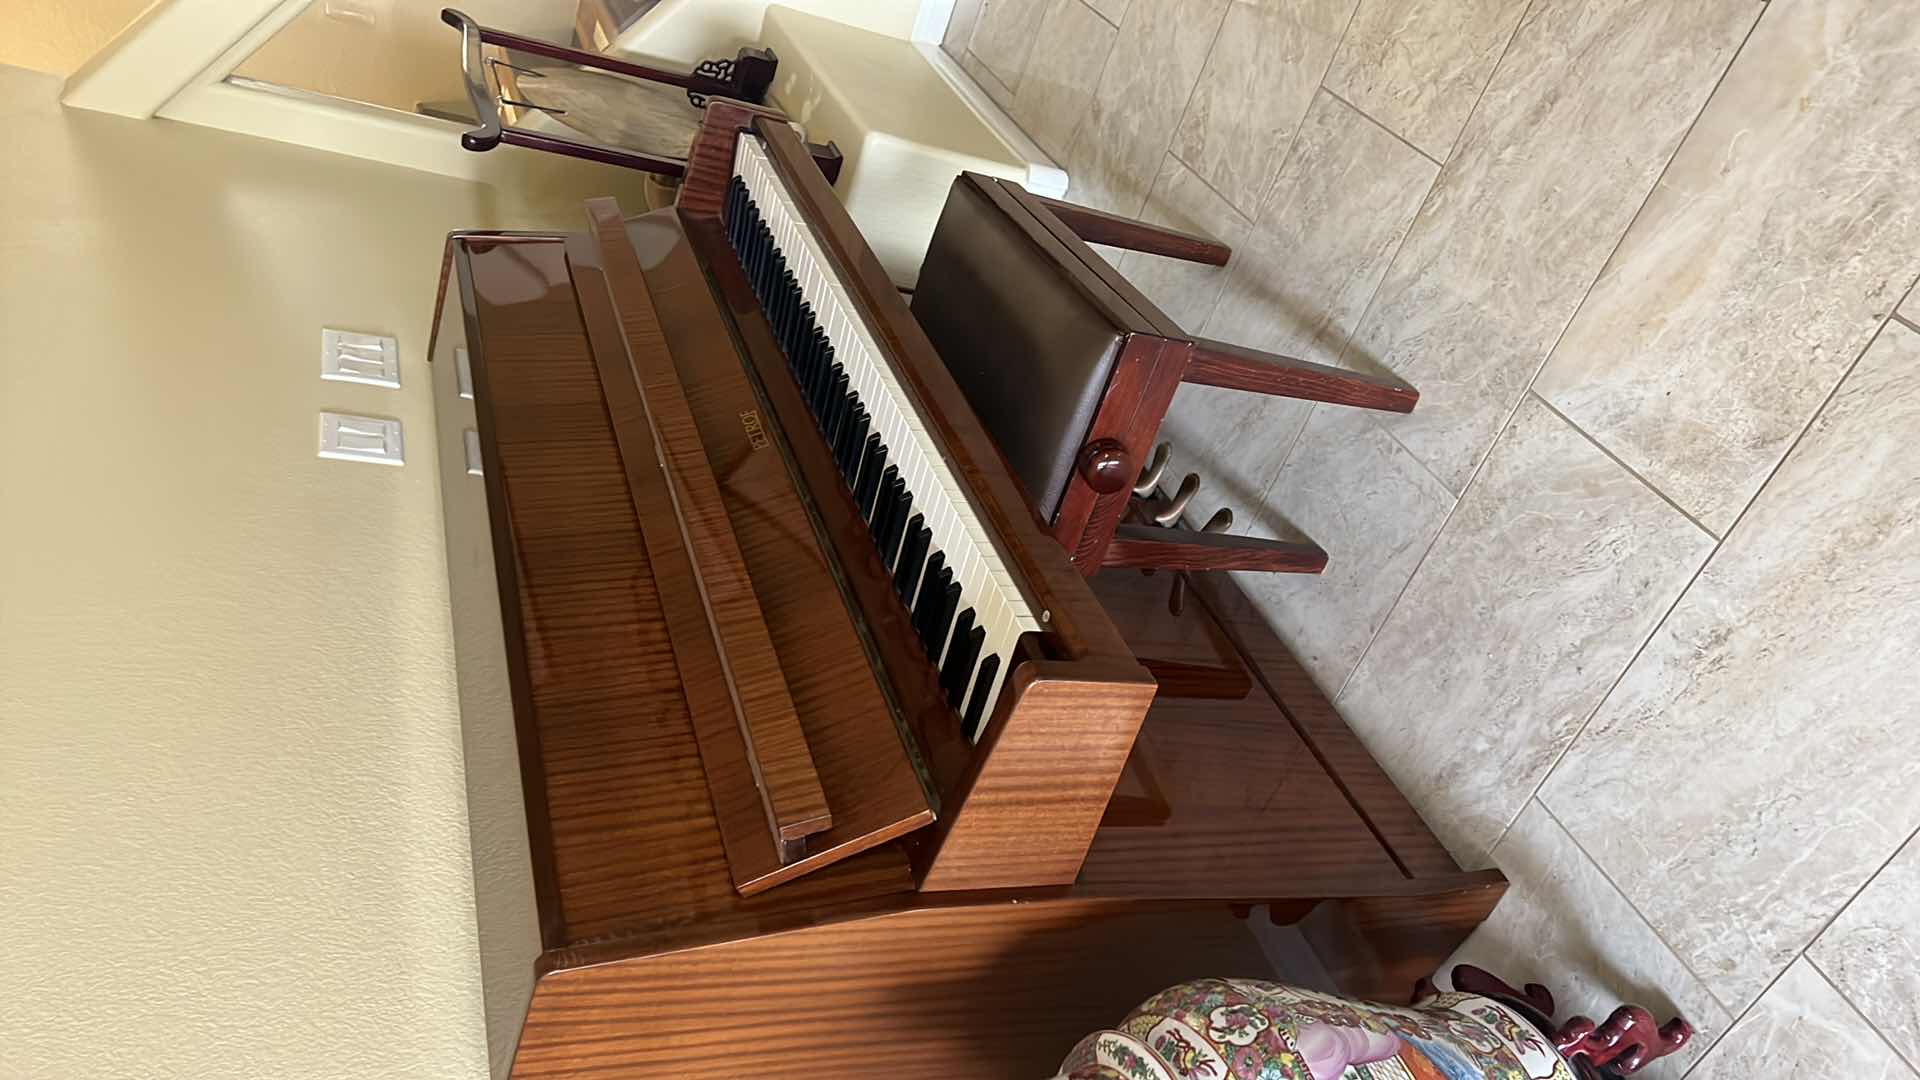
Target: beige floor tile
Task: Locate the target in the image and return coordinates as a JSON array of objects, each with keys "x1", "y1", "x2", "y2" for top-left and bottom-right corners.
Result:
[
  {"x1": 958, "y1": 48, "x2": 1020, "y2": 113},
  {"x1": 1238, "y1": 406, "x2": 1454, "y2": 697},
  {"x1": 1351, "y1": 0, "x2": 1755, "y2": 494},
  {"x1": 1171, "y1": 0, "x2": 1358, "y2": 218},
  {"x1": 1337, "y1": 396, "x2": 1712, "y2": 867},
  {"x1": 1324, "y1": 0, "x2": 1529, "y2": 160},
  {"x1": 1447, "y1": 801, "x2": 1734, "y2": 1080},
  {"x1": 1012, "y1": 0, "x2": 1119, "y2": 165},
  {"x1": 1903, "y1": 281, "x2": 1919, "y2": 325},
  {"x1": 1114, "y1": 155, "x2": 1252, "y2": 331},
  {"x1": 1689, "y1": 961, "x2": 1915, "y2": 1080},
  {"x1": 944, "y1": 0, "x2": 985, "y2": 56},
  {"x1": 968, "y1": 0, "x2": 1050, "y2": 90},
  {"x1": 1207, "y1": 92, "x2": 1436, "y2": 375},
  {"x1": 1083, "y1": 0, "x2": 1129, "y2": 26},
  {"x1": 1536, "y1": 1, "x2": 1920, "y2": 534},
  {"x1": 1063, "y1": 0, "x2": 1228, "y2": 215},
  {"x1": 1541, "y1": 322, "x2": 1920, "y2": 1011},
  {"x1": 1811, "y1": 832, "x2": 1920, "y2": 1068},
  {"x1": 1535, "y1": 0, "x2": 1920, "y2": 536}
]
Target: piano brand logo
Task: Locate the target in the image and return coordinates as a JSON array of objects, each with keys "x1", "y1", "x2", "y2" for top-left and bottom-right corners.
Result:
[{"x1": 739, "y1": 409, "x2": 770, "y2": 451}]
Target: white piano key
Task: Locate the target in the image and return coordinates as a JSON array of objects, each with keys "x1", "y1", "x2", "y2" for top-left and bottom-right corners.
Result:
[{"x1": 732, "y1": 136, "x2": 1039, "y2": 730}]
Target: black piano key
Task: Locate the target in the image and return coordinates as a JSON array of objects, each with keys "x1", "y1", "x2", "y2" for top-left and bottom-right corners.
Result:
[
  {"x1": 847, "y1": 404, "x2": 870, "y2": 476},
  {"x1": 746, "y1": 221, "x2": 767, "y2": 295},
  {"x1": 796, "y1": 303, "x2": 818, "y2": 357},
  {"x1": 922, "y1": 575, "x2": 960, "y2": 662},
  {"x1": 854, "y1": 435, "x2": 883, "y2": 516},
  {"x1": 807, "y1": 331, "x2": 830, "y2": 391},
  {"x1": 894, "y1": 517, "x2": 929, "y2": 602},
  {"x1": 770, "y1": 271, "x2": 789, "y2": 337},
  {"x1": 815, "y1": 360, "x2": 845, "y2": 419},
  {"x1": 941, "y1": 613, "x2": 983, "y2": 709},
  {"x1": 837, "y1": 406, "x2": 869, "y2": 483},
  {"x1": 771, "y1": 257, "x2": 791, "y2": 326},
  {"x1": 870, "y1": 466, "x2": 902, "y2": 547},
  {"x1": 782, "y1": 275, "x2": 803, "y2": 346},
  {"x1": 729, "y1": 181, "x2": 748, "y2": 244},
  {"x1": 754, "y1": 228, "x2": 775, "y2": 298},
  {"x1": 881, "y1": 484, "x2": 911, "y2": 569},
  {"x1": 821, "y1": 371, "x2": 851, "y2": 448},
  {"x1": 809, "y1": 341, "x2": 837, "y2": 410},
  {"x1": 963, "y1": 654, "x2": 1002, "y2": 741},
  {"x1": 805, "y1": 354, "x2": 828, "y2": 414},
  {"x1": 912, "y1": 552, "x2": 946, "y2": 624},
  {"x1": 829, "y1": 369, "x2": 852, "y2": 432}
]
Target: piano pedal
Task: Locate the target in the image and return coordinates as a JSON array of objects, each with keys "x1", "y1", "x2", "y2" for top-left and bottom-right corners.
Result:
[{"x1": 1133, "y1": 442, "x2": 1170, "y2": 497}]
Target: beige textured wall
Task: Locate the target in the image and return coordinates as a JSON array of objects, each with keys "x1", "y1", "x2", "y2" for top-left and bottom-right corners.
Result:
[
  {"x1": 0, "y1": 0, "x2": 153, "y2": 74},
  {"x1": 0, "y1": 63, "x2": 642, "y2": 1079}
]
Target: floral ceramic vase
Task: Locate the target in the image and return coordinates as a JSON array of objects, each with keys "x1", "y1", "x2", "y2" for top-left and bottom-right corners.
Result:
[{"x1": 1054, "y1": 966, "x2": 1691, "y2": 1080}]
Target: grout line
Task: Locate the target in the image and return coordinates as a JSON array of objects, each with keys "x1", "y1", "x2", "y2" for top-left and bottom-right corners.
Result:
[
  {"x1": 1514, "y1": 308, "x2": 1902, "y2": 879},
  {"x1": 1161, "y1": 1, "x2": 1234, "y2": 187},
  {"x1": 1322, "y1": 86, "x2": 1443, "y2": 168},
  {"x1": 1893, "y1": 311, "x2": 1920, "y2": 335},
  {"x1": 1328, "y1": 411, "x2": 1478, "y2": 703},
  {"x1": 1810, "y1": 947, "x2": 1920, "y2": 1078},
  {"x1": 1166, "y1": 149, "x2": 1257, "y2": 231},
  {"x1": 1529, "y1": 390, "x2": 1720, "y2": 540},
  {"x1": 1078, "y1": 0, "x2": 1119, "y2": 32},
  {"x1": 1055, "y1": 3, "x2": 1125, "y2": 177},
  {"x1": 1478, "y1": 0, "x2": 1776, "y2": 855},
  {"x1": 1530, "y1": 798, "x2": 1738, "y2": 1046},
  {"x1": 1264, "y1": 0, "x2": 1467, "y2": 701},
  {"x1": 1435, "y1": 0, "x2": 1537, "y2": 167},
  {"x1": 1684, "y1": 821, "x2": 1920, "y2": 1078}
]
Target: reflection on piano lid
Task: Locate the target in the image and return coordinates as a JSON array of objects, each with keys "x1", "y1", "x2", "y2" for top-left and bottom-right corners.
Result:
[{"x1": 723, "y1": 135, "x2": 1041, "y2": 741}]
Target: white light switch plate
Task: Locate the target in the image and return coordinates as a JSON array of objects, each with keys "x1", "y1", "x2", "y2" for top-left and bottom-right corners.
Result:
[
  {"x1": 455, "y1": 345, "x2": 474, "y2": 399},
  {"x1": 321, "y1": 328, "x2": 400, "y2": 388},
  {"x1": 319, "y1": 412, "x2": 404, "y2": 465}
]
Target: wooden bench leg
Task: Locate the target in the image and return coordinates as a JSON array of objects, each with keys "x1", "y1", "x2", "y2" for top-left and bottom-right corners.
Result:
[
  {"x1": 1187, "y1": 338, "x2": 1418, "y2": 413},
  {"x1": 1102, "y1": 523, "x2": 1327, "y2": 573},
  {"x1": 1028, "y1": 194, "x2": 1232, "y2": 266}
]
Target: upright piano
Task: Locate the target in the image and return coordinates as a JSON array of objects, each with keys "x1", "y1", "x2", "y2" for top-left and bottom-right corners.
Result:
[{"x1": 430, "y1": 100, "x2": 1504, "y2": 1078}]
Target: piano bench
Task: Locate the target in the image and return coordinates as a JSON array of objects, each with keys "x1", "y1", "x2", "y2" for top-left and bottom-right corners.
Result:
[{"x1": 911, "y1": 172, "x2": 1419, "y2": 578}]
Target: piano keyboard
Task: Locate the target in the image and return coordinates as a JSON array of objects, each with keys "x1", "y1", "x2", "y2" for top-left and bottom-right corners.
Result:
[{"x1": 725, "y1": 135, "x2": 1040, "y2": 740}]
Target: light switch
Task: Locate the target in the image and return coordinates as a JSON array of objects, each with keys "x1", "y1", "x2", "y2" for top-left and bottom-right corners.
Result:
[
  {"x1": 464, "y1": 429, "x2": 484, "y2": 476},
  {"x1": 455, "y1": 345, "x2": 474, "y2": 400},
  {"x1": 319, "y1": 412, "x2": 404, "y2": 465},
  {"x1": 321, "y1": 328, "x2": 400, "y2": 388}
]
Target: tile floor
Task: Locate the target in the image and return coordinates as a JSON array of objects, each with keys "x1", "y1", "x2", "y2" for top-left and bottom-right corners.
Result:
[{"x1": 948, "y1": 0, "x2": 1920, "y2": 1074}]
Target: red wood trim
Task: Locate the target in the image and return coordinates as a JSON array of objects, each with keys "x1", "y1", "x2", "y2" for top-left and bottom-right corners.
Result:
[
  {"x1": 1028, "y1": 193, "x2": 1232, "y2": 266},
  {"x1": 1103, "y1": 524, "x2": 1329, "y2": 573},
  {"x1": 584, "y1": 199, "x2": 833, "y2": 851},
  {"x1": 1186, "y1": 338, "x2": 1418, "y2": 413}
]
